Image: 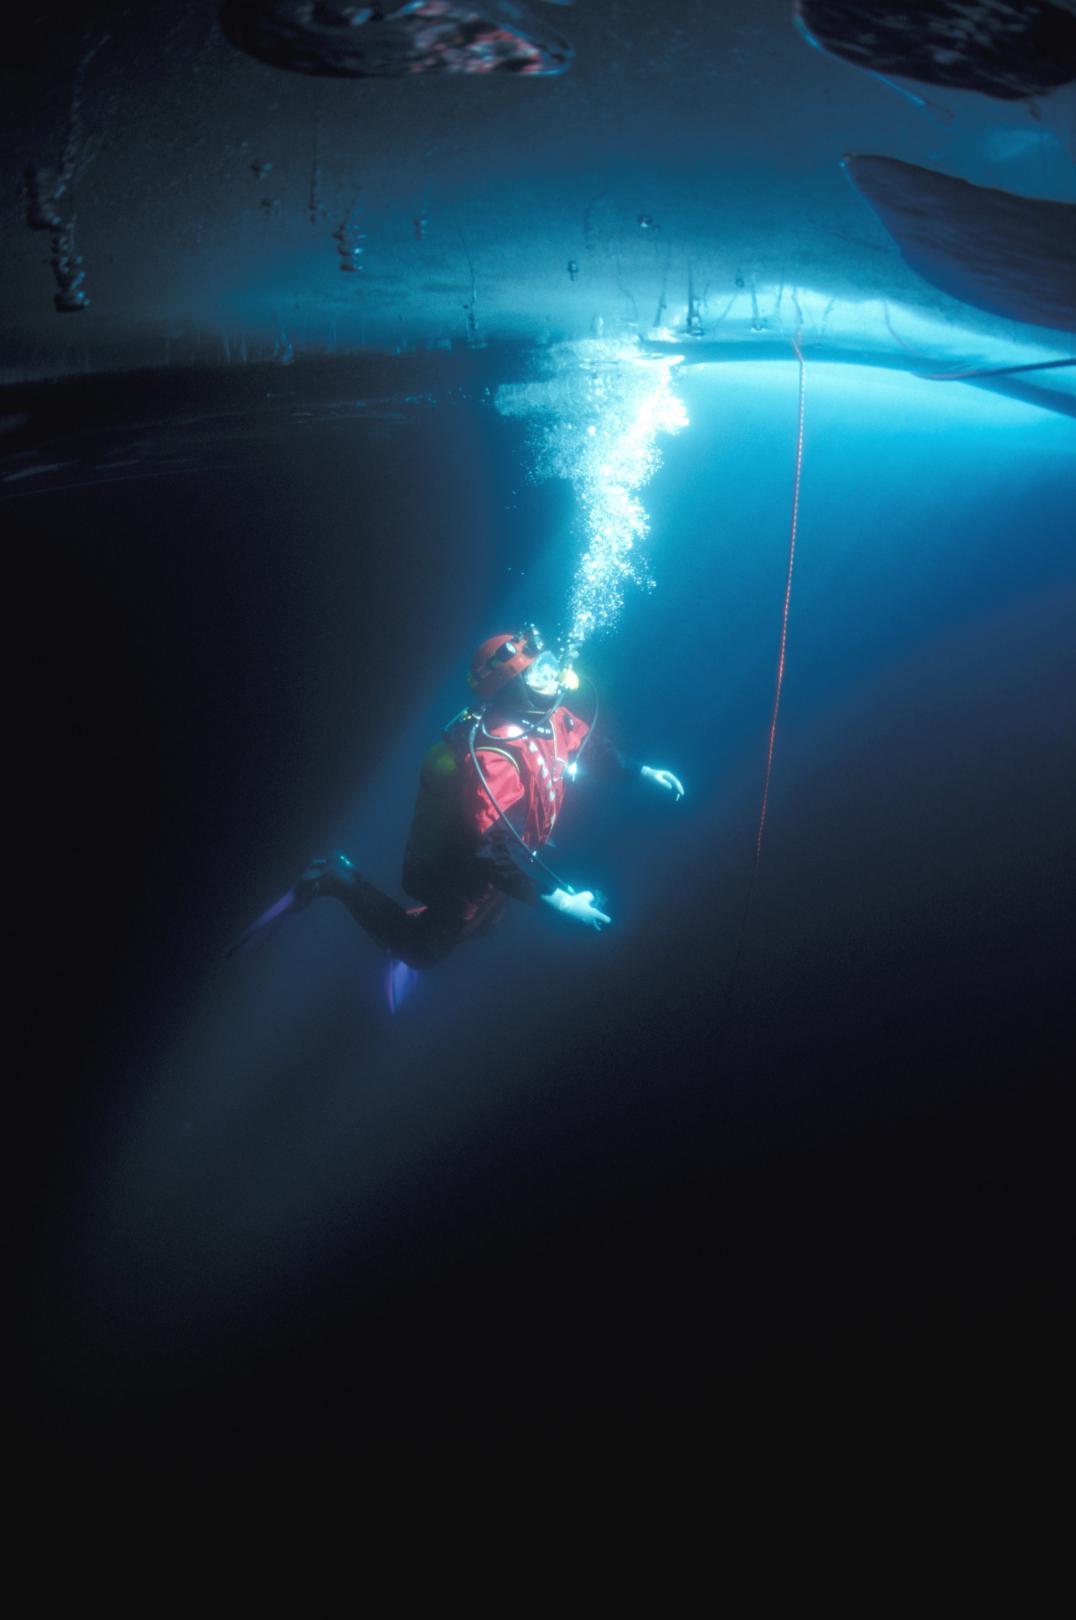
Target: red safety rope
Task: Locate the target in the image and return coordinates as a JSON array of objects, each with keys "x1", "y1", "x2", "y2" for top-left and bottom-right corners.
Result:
[
  {"x1": 755, "y1": 333, "x2": 806, "y2": 866},
  {"x1": 721, "y1": 336, "x2": 808, "y2": 1017}
]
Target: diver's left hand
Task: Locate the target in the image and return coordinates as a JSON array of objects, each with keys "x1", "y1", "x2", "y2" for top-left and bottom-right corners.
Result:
[{"x1": 641, "y1": 765, "x2": 685, "y2": 801}]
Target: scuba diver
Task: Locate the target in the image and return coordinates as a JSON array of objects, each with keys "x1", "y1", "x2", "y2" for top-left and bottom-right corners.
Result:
[{"x1": 230, "y1": 627, "x2": 685, "y2": 994}]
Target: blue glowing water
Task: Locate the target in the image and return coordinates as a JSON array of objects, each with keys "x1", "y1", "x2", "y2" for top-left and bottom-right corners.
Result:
[{"x1": 11, "y1": 348, "x2": 1074, "y2": 1448}]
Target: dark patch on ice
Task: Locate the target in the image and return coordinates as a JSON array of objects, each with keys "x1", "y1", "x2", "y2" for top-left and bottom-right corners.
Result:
[
  {"x1": 798, "y1": 0, "x2": 1076, "y2": 100},
  {"x1": 845, "y1": 154, "x2": 1076, "y2": 331},
  {"x1": 220, "y1": 1, "x2": 572, "y2": 78},
  {"x1": 24, "y1": 169, "x2": 89, "y2": 313}
]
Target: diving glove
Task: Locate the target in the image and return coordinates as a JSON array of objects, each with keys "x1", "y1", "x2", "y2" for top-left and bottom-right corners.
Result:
[
  {"x1": 542, "y1": 887, "x2": 612, "y2": 930},
  {"x1": 641, "y1": 765, "x2": 685, "y2": 800}
]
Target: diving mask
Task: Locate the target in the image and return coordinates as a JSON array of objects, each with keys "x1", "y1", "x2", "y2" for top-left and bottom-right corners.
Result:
[{"x1": 524, "y1": 649, "x2": 580, "y2": 698}]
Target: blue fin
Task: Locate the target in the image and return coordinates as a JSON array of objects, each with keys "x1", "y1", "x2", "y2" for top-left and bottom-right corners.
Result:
[
  {"x1": 226, "y1": 887, "x2": 298, "y2": 958},
  {"x1": 385, "y1": 957, "x2": 420, "y2": 1014}
]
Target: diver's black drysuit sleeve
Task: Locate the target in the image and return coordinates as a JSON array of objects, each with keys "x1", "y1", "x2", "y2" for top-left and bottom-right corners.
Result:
[
  {"x1": 575, "y1": 728, "x2": 642, "y2": 783},
  {"x1": 473, "y1": 819, "x2": 545, "y2": 906}
]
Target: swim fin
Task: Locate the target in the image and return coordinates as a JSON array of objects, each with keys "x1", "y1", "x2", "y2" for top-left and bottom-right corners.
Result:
[
  {"x1": 226, "y1": 886, "x2": 300, "y2": 958},
  {"x1": 385, "y1": 957, "x2": 420, "y2": 1014},
  {"x1": 226, "y1": 852, "x2": 355, "y2": 959}
]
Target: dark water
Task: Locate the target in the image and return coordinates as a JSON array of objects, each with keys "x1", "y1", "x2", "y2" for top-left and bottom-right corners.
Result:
[{"x1": 9, "y1": 350, "x2": 1074, "y2": 1453}]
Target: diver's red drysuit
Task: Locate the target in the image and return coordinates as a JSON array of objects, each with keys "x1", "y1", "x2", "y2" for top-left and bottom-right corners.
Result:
[
  {"x1": 337, "y1": 704, "x2": 595, "y2": 969},
  {"x1": 457, "y1": 704, "x2": 591, "y2": 865}
]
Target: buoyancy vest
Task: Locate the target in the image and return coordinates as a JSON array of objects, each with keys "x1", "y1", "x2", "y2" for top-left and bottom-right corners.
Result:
[{"x1": 401, "y1": 707, "x2": 588, "y2": 902}]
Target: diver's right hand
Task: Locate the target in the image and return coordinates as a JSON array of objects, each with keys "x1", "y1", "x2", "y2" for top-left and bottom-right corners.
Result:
[{"x1": 541, "y1": 887, "x2": 612, "y2": 930}]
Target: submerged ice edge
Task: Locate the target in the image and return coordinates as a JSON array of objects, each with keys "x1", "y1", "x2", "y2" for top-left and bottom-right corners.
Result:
[{"x1": 7, "y1": 261, "x2": 1076, "y2": 398}]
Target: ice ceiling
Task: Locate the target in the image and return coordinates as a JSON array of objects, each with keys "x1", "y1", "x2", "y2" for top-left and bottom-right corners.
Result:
[{"x1": 3, "y1": 0, "x2": 1075, "y2": 411}]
